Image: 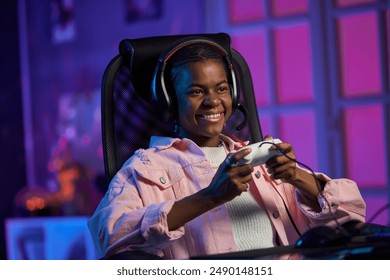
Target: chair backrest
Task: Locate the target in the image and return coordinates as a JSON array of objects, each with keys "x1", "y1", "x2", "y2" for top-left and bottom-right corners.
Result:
[{"x1": 101, "y1": 33, "x2": 263, "y2": 186}]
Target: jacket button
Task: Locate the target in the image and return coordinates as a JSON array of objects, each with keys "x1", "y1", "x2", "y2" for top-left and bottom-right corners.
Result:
[
  {"x1": 272, "y1": 211, "x2": 280, "y2": 219},
  {"x1": 159, "y1": 177, "x2": 166, "y2": 184},
  {"x1": 255, "y1": 171, "x2": 261, "y2": 178}
]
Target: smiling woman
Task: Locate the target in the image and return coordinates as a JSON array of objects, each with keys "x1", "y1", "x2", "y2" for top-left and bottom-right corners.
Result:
[
  {"x1": 170, "y1": 52, "x2": 233, "y2": 147},
  {"x1": 87, "y1": 37, "x2": 366, "y2": 260}
]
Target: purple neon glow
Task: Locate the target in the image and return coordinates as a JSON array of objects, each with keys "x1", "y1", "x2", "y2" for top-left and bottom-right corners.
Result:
[{"x1": 364, "y1": 196, "x2": 389, "y2": 225}]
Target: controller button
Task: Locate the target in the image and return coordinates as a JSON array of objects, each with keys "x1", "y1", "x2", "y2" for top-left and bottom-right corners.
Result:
[
  {"x1": 255, "y1": 171, "x2": 261, "y2": 179},
  {"x1": 272, "y1": 210, "x2": 280, "y2": 219}
]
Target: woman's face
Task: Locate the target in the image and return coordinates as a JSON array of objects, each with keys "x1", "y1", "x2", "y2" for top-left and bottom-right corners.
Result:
[{"x1": 172, "y1": 59, "x2": 233, "y2": 147}]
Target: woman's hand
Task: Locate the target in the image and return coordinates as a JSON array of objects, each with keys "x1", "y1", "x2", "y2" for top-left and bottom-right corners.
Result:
[
  {"x1": 204, "y1": 148, "x2": 254, "y2": 204},
  {"x1": 264, "y1": 137, "x2": 298, "y2": 184},
  {"x1": 264, "y1": 135, "x2": 325, "y2": 200}
]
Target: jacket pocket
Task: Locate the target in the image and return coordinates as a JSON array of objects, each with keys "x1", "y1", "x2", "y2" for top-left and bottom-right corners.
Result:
[{"x1": 134, "y1": 167, "x2": 184, "y2": 190}]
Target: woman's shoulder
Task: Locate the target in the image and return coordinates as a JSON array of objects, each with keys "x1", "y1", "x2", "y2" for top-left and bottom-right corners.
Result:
[
  {"x1": 122, "y1": 141, "x2": 185, "y2": 167},
  {"x1": 121, "y1": 137, "x2": 205, "y2": 172},
  {"x1": 123, "y1": 146, "x2": 167, "y2": 167}
]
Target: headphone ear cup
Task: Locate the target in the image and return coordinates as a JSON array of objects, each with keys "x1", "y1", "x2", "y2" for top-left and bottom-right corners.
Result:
[
  {"x1": 229, "y1": 70, "x2": 239, "y2": 113},
  {"x1": 230, "y1": 84, "x2": 237, "y2": 112},
  {"x1": 151, "y1": 60, "x2": 173, "y2": 121}
]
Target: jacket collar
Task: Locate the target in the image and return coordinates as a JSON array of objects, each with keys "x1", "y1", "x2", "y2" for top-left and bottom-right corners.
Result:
[{"x1": 149, "y1": 135, "x2": 247, "y2": 152}]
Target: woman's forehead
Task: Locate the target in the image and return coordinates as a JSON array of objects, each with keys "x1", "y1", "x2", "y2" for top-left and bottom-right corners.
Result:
[{"x1": 173, "y1": 59, "x2": 227, "y2": 81}]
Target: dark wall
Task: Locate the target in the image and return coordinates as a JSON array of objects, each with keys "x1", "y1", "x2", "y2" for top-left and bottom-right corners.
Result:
[
  {"x1": 24, "y1": 0, "x2": 203, "y2": 189},
  {"x1": 0, "y1": 0, "x2": 203, "y2": 259},
  {"x1": 0, "y1": 1, "x2": 27, "y2": 259}
]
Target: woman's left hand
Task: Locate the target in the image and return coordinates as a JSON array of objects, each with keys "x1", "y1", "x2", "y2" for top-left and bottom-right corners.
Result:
[
  {"x1": 265, "y1": 141, "x2": 298, "y2": 184},
  {"x1": 264, "y1": 136, "x2": 325, "y2": 200}
]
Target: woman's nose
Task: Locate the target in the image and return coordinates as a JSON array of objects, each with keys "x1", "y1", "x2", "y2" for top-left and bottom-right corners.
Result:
[{"x1": 203, "y1": 92, "x2": 221, "y2": 106}]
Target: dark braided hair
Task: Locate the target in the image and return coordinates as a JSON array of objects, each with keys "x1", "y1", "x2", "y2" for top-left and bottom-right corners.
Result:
[{"x1": 168, "y1": 43, "x2": 226, "y2": 69}]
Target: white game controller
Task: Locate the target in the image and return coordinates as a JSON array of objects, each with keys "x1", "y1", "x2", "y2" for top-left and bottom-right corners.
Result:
[{"x1": 235, "y1": 138, "x2": 283, "y2": 166}]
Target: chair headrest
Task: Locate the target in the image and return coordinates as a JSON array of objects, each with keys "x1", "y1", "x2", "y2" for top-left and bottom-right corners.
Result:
[{"x1": 118, "y1": 33, "x2": 232, "y2": 102}]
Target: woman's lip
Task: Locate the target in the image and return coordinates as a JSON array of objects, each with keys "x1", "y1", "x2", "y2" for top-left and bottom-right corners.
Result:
[
  {"x1": 197, "y1": 112, "x2": 224, "y2": 117},
  {"x1": 196, "y1": 112, "x2": 224, "y2": 122}
]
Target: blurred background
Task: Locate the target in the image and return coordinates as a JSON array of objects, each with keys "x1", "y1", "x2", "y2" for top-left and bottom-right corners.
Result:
[{"x1": 0, "y1": 0, "x2": 389, "y2": 260}]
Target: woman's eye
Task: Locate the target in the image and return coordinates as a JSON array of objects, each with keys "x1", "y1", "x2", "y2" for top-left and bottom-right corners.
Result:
[
  {"x1": 189, "y1": 89, "x2": 203, "y2": 95},
  {"x1": 218, "y1": 86, "x2": 228, "y2": 93}
]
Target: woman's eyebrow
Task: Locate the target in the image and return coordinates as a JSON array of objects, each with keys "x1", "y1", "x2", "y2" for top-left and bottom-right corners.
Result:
[
  {"x1": 216, "y1": 80, "x2": 229, "y2": 86},
  {"x1": 188, "y1": 80, "x2": 228, "y2": 88}
]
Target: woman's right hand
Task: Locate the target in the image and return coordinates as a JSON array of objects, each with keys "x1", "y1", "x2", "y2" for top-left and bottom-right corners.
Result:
[{"x1": 204, "y1": 147, "x2": 254, "y2": 204}]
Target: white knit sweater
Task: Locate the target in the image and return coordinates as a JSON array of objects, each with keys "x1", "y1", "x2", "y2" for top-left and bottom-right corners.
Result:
[{"x1": 200, "y1": 145, "x2": 274, "y2": 251}]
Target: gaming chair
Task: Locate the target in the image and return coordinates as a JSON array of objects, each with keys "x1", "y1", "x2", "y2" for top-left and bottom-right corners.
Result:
[{"x1": 101, "y1": 32, "x2": 263, "y2": 187}]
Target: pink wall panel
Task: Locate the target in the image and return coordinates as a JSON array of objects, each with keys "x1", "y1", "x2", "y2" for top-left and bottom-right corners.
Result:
[
  {"x1": 229, "y1": 0, "x2": 264, "y2": 24},
  {"x1": 278, "y1": 110, "x2": 317, "y2": 171},
  {"x1": 337, "y1": 12, "x2": 381, "y2": 97},
  {"x1": 232, "y1": 32, "x2": 268, "y2": 106},
  {"x1": 364, "y1": 196, "x2": 389, "y2": 226},
  {"x1": 270, "y1": 0, "x2": 308, "y2": 17},
  {"x1": 335, "y1": 0, "x2": 376, "y2": 8},
  {"x1": 273, "y1": 23, "x2": 313, "y2": 104},
  {"x1": 343, "y1": 105, "x2": 387, "y2": 188}
]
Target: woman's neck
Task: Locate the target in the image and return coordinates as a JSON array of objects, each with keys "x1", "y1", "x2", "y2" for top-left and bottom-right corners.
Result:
[{"x1": 183, "y1": 134, "x2": 221, "y2": 148}]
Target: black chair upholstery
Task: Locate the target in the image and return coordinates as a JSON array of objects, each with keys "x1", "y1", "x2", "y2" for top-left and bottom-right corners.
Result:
[{"x1": 101, "y1": 32, "x2": 264, "y2": 186}]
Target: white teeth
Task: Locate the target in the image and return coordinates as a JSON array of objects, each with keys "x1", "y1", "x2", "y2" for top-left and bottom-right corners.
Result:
[{"x1": 202, "y1": 113, "x2": 221, "y2": 119}]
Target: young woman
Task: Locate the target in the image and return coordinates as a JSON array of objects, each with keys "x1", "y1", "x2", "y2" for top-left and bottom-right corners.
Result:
[{"x1": 88, "y1": 40, "x2": 366, "y2": 259}]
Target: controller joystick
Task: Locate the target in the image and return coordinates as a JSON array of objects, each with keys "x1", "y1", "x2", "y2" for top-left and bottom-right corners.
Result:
[{"x1": 236, "y1": 138, "x2": 282, "y2": 166}]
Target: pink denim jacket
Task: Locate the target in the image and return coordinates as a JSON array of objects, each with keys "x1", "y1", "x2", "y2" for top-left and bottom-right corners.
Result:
[{"x1": 88, "y1": 135, "x2": 366, "y2": 259}]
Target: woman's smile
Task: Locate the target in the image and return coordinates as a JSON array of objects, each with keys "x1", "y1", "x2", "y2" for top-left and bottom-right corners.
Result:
[{"x1": 196, "y1": 112, "x2": 224, "y2": 123}]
